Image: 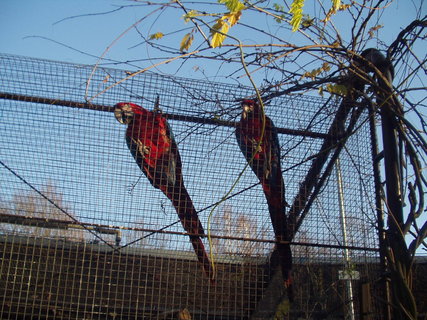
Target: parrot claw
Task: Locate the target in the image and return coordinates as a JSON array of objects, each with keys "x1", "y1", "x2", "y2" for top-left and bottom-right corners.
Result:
[{"x1": 133, "y1": 138, "x2": 150, "y2": 158}]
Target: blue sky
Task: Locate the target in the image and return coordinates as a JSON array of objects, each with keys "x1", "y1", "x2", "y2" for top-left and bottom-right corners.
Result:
[
  {"x1": 1, "y1": 1, "x2": 218, "y2": 78},
  {"x1": 1, "y1": 0, "x2": 424, "y2": 83},
  {"x1": 1, "y1": 1, "x2": 138, "y2": 63}
]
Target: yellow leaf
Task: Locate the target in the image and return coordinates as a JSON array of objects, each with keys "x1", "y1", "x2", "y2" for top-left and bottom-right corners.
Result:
[
  {"x1": 209, "y1": 7, "x2": 242, "y2": 48},
  {"x1": 178, "y1": 308, "x2": 192, "y2": 320},
  {"x1": 322, "y1": 1, "x2": 350, "y2": 23},
  {"x1": 211, "y1": 22, "x2": 229, "y2": 48},
  {"x1": 218, "y1": 0, "x2": 245, "y2": 12},
  {"x1": 149, "y1": 32, "x2": 164, "y2": 40},
  {"x1": 289, "y1": 0, "x2": 305, "y2": 32},
  {"x1": 180, "y1": 33, "x2": 194, "y2": 52},
  {"x1": 331, "y1": 0, "x2": 341, "y2": 11},
  {"x1": 322, "y1": 9, "x2": 333, "y2": 23},
  {"x1": 211, "y1": 19, "x2": 225, "y2": 34},
  {"x1": 183, "y1": 10, "x2": 198, "y2": 23},
  {"x1": 368, "y1": 24, "x2": 383, "y2": 38},
  {"x1": 322, "y1": 62, "x2": 331, "y2": 72},
  {"x1": 301, "y1": 63, "x2": 331, "y2": 80},
  {"x1": 224, "y1": 11, "x2": 242, "y2": 26}
]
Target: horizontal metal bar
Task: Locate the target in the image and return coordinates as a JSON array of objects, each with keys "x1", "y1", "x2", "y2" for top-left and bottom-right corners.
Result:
[
  {"x1": 0, "y1": 212, "x2": 119, "y2": 235},
  {"x1": 0, "y1": 92, "x2": 331, "y2": 139},
  {"x1": 0, "y1": 213, "x2": 378, "y2": 252}
]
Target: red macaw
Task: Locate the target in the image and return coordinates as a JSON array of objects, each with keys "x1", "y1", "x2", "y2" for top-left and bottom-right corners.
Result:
[
  {"x1": 114, "y1": 101, "x2": 213, "y2": 282},
  {"x1": 235, "y1": 99, "x2": 293, "y2": 300}
]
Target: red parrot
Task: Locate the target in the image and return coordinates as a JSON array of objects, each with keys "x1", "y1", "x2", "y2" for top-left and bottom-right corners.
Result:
[
  {"x1": 235, "y1": 99, "x2": 293, "y2": 300},
  {"x1": 114, "y1": 100, "x2": 213, "y2": 282}
]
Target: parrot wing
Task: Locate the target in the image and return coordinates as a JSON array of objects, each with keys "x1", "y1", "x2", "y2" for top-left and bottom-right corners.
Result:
[
  {"x1": 235, "y1": 116, "x2": 275, "y2": 184},
  {"x1": 125, "y1": 123, "x2": 178, "y2": 190}
]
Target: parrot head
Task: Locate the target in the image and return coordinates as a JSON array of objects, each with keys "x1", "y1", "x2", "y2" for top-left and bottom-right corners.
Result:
[
  {"x1": 240, "y1": 99, "x2": 260, "y2": 120},
  {"x1": 114, "y1": 102, "x2": 147, "y2": 125}
]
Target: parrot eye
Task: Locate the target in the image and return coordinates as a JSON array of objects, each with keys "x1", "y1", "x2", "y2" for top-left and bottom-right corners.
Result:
[{"x1": 114, "y1": 104, "x2": 134, "y2": 125}]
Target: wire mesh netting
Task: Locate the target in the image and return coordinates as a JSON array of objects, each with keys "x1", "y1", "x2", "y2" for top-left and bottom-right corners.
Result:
[{"x1": 1, "y1": 53, "x2": 384, "y2": 319}]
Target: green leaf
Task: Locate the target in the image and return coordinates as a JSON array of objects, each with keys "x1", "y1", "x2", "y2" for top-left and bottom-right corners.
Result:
[
  {"x1": 180, "y1": 33, "x2": 194, "y2": 52},
  {"x1": 149, "y1": 32, "x2": 164, "y2": 40},
  {"x1": 274, "y1": 14, "x2": 286, "y2": 24},
  {"x1": 218, "y1": 0, "x2": 245, "y2": 12},
  {"x1": 272, "y1": 4, "x2": 286, "y2": 23},
  {"x1": 289, "y1": 0, "x2": 305, "y2": 32},
  {"x1": 273, "y1": 3, "x2": 285, "y2": 12},
  {"x1": 326, "y1": 83, "x2": 348, "y2": 96}
]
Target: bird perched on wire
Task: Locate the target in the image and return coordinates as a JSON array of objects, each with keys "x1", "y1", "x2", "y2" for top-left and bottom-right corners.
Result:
[
  {"x1": 114, "y1": 98, "x2": 214, "y2": 282},
  {"x1": 235, "y1": 99, "x2": 293, "y2": 301}
]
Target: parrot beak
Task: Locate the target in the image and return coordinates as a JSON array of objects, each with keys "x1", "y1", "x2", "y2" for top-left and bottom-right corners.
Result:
[
  {"x1": 114, "y1": 104, "x2": 134, "y2": 125},
  {"x1": 241, "y1": 103, "x2": 253, "y2": 120}
]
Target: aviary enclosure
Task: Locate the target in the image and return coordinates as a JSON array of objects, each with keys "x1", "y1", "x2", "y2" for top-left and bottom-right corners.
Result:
[{"x1": 1, "y1": 53, "x2": 383, "y2": 319}]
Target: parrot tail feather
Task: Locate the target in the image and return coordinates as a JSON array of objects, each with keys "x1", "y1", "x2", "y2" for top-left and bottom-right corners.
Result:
[{"x1": 170, "y1": 186, "x2": 215, "y2": 284}]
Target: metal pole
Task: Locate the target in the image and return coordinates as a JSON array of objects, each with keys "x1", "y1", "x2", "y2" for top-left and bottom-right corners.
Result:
[
  {"x1": 368, "y1": 102, "x2": 391, "y2": 320},
  {"x1": 336, "y1": 158, "x2": 355, "y2": 320}
]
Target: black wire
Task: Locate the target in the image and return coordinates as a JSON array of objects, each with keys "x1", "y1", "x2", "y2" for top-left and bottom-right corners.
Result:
[{"x1": 0, "y1": 158, "x2": 116, "y2": 250}]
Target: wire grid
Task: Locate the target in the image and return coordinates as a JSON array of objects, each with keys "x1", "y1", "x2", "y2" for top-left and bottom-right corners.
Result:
[{"x1": 0, "y1": 53, "x2": 383, "y2": 319}]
